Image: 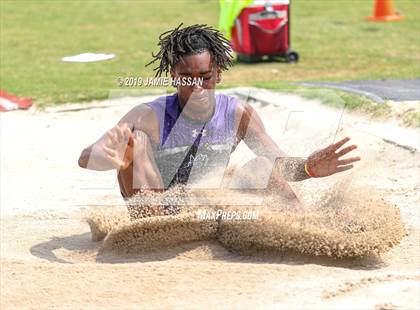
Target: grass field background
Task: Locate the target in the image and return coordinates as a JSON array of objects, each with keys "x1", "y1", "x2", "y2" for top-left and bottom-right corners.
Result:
[{"x1": 1, "y1": 0, "x2": 419, "y2": 105}]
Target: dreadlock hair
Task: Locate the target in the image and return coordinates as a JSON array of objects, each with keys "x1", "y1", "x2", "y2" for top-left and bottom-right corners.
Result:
[{"x1": 146, "y1": 23, "x2": 233, "y2": 77}]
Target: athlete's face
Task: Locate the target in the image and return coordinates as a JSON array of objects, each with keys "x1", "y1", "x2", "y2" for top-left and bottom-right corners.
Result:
[{"x1": 171, "y1": 50, "x2": 221, "y2": 121}]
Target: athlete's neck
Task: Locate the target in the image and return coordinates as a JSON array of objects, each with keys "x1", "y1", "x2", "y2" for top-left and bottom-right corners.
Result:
[{"x1": 178, "y1": 94, "x2": 215, "y2": 122}]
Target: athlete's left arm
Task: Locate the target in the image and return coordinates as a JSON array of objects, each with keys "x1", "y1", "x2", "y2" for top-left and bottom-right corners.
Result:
[
  {"x1": 235, "y1": 101, "x2": 361, "y2": 181},
  {"x1": 235, "y1": 100, "x2": 286, "y2": 160}
]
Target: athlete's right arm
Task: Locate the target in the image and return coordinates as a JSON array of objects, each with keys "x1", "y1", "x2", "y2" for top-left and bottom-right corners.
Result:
[{"x1": 78, "y1": 105, "x2": 159, "y2": 171}]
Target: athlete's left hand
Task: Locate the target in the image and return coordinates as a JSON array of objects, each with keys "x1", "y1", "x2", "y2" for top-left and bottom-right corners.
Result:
[{"x1": 306, "y1": 137, "x2": 361, "y2": 178}]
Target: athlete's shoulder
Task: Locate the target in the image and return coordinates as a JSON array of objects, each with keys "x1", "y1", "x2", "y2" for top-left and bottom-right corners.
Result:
[
  {"x1": 146, "y1": 93, "x2": 177, "y2": 107},
  {"x1": 233, "y1": 95, "x2": 255, "y2": 115},
  {"x1": 127, "y1": 93, "x2": 175, "y2": 118},
  {"x1": 215, "y1": 93, "x2": 240, "y2": 116},
  {"x1": 216, "y1": 93, "x2": 239, "y2": 103},
  {"x1": 119, "y1": 98, "x2": 165, "y2": 144},
  {"x1": 123, "y1": 100, "x2": 157, "y2": 122}
]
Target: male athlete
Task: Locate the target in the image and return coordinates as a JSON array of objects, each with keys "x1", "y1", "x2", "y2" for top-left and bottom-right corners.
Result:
[{"x1": 78, "y1": 24, "x2": 360, "y2": 216}]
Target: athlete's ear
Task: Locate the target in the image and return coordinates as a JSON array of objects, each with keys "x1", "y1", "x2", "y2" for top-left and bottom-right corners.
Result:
[{"x1": 216, "y1": 67, "x2": 222, "y2": 83}]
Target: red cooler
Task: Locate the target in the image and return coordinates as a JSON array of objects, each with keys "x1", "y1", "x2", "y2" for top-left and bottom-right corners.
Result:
[{"x1": 231, "y1": 0, "x2": 298, "y2": 62}]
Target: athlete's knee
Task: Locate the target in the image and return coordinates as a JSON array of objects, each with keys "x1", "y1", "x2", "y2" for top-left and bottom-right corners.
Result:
[
  {"x1": 229, "y1": 156, "x2": 274, "y2": 189},
  {"x1": 132, "y1": 129, "x2": 154, "y2": 155},
  {"x1": 253, "y1": 156, "x2": 275, "y2": 169},
  {"x1": 131, "y1": 129, "x2": 164, "y2": 190}
]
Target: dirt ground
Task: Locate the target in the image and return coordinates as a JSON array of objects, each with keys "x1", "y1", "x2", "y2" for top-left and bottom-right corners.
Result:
[{"x1": 1, "y1": 90, "x2": 419, "y2": 309}]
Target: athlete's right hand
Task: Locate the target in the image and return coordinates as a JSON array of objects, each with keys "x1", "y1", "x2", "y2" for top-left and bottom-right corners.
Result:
[{"x1": 102, "y1": 124, "x2": 136, "y2": 170}]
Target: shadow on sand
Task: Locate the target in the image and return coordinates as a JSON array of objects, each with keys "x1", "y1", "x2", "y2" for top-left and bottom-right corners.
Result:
[{"x1": 30, "y1": 232, "x2": 385, "y2": 270}]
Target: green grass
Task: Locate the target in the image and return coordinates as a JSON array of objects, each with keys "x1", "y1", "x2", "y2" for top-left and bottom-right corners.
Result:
[
  {"x1": 250, "y1": 82, "x2": 400, "y2": 124},
  {"x1": 1, "y1": 0, "x2": 419, "y2": 106},
  {"x1": 295, "y1": 87, "x2": 396, "y2": 119}
]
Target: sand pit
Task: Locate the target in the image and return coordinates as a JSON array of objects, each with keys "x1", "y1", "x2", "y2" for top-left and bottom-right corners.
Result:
[
  {"x1": 102, "y1": 213, "x2": 219, "y2": 253},
  {"x1": 86, "y1": 182, "x2": 405, "y2": 258},
  {"x1": 218, "y1": 187, "x2": 405, "y2": 258},
  {"x1": 1, "y1": 92, "x2": 419, "y2": 309}
]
